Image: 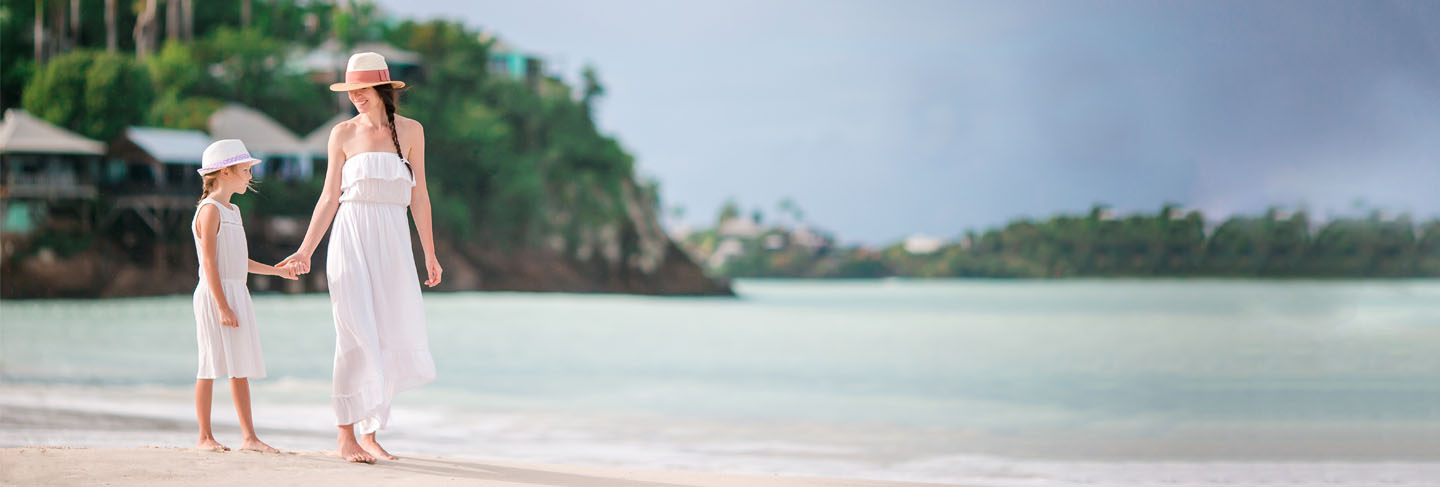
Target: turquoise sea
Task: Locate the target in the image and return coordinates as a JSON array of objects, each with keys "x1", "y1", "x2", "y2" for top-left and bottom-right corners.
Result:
[{"x1": 3, "y1": 279, "x2": 1438, "y2": 485}]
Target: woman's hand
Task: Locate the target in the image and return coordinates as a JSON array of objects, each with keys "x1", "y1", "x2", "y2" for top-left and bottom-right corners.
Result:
[
  {"x1": 424, "y1": 255, "x2": 443, "y2": 288},
  {"x1": 278, "y1": 250, "x2": 312, "y2": 275},
  {"x1": 219, "y1": 306, "x2": 239, "y2": 328}
]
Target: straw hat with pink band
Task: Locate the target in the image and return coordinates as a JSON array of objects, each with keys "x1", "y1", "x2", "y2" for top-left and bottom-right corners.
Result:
[
  {"x1": 197, "y1": 139, "x2": 262, "y2": 175},
  {"x1": 329, "y1": 52, "x2": 407, "y2": 92}
]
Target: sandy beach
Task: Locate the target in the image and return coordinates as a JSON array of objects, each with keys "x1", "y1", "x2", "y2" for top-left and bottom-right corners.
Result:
[{"x1": 0, "y1": 447, "x2": 960, "y2": 487}]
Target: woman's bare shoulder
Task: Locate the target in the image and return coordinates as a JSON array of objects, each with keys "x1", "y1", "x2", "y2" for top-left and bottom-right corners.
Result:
[
  {"x1": 394, "y1": 114, "x2": 424, "y2": 132},
  {"x1": 331, "y1": 116, "x2": 363, "y2": 136}
]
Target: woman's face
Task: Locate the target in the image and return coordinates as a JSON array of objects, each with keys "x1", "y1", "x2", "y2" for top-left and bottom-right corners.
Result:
[{"x1": 348, "y1": 87, "x2": 380, "y2": 113}]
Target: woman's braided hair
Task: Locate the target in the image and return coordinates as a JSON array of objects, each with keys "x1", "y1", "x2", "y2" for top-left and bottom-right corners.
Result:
[{"x1": 373, "y1": 84, "x2": 413, "y2": 177}]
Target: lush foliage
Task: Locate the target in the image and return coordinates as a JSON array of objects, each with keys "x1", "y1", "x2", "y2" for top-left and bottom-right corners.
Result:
[
  {"x1": 384, "y1": 19, "x2": 636, "y2": 245},
  {"x1": 9, "y1": 1, "x2": 646, "y2": 253},
  {"x1": 22, "y1": 50, "x2": 154, "y2": 142}
]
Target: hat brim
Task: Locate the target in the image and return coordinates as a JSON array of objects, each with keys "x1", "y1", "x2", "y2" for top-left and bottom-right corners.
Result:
[
  {"x1": 329, "y1": 80, "x2": 406, "y2": 92},
  {"x1": 197, "y1": 158, "x2": 262, "y2": 175}
]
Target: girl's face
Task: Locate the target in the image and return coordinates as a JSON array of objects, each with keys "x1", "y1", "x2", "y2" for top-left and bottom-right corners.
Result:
[
  {"x1": 348, "y1": 87, "x2": 380, "y2": 113},
  {"x1": 221, "y1": 165, "x2": 254, "y2": 194}
]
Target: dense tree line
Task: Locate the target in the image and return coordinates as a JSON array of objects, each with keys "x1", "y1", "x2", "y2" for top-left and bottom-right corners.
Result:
[
  {"x1": 6, "y1": 0, "x2": 646, "y2": 251},
  {"x1": 712, "y1": 205, "x2": 1440, "y2": 279}
]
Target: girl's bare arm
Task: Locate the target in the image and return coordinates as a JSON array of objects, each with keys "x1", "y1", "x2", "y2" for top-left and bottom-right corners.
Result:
[{"x1": 195, "y1": 206, "x2": 236, "y2": 327}]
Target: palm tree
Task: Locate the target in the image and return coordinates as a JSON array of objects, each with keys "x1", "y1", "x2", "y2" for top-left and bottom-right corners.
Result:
[
  {"x1": 166, "y1": 0, "x2": 180, "y2": 41},
  {"x1": 69, "y1": 0, "x2": 80, "y2": 47},
  {"x1": 581, "y1": 65, "x2": 605, "y2": 116},
  {"x1": 34, "y1": 0, "x2": 44, "y2": 62},
  {"x1": 51, "y1": 0, "x2": 66, "y2": 54},
  {"x1": 105, "y1": 0, "x2": 117, "y2": 52},
  {"x1": 134, "y1": 0, "x2": 158, "y2": 59},
  {"x1": 718, "y1": 199, "x2": 740, "y2": 223}
]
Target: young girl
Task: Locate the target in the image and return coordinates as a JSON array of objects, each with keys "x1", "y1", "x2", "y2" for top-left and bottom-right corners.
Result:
[{"x1": 191, "y1": 139, "x2": 295, "y2": 453}]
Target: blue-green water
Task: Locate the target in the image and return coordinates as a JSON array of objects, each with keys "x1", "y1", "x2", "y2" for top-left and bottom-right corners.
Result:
[{"x1": 3, "y1": 279, "x2": 1439, "y2": 485}]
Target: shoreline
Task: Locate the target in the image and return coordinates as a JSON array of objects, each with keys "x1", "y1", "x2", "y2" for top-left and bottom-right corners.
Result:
[{"x1": 0, "y1": 447, "x2": 960, "y2": 487}]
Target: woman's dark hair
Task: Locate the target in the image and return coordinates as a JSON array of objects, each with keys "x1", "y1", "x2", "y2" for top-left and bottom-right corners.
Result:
[{"x1": 372, "y1": 84, "x2": 413, "y2": 176}]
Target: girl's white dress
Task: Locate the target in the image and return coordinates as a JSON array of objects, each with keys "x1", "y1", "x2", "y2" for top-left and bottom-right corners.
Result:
[
  {"x1": 327, "y1": 151, "x2": 436, "y2": 434},
  {"x1": 192, "y1": 198, "x2": 266, "y2": 379}
]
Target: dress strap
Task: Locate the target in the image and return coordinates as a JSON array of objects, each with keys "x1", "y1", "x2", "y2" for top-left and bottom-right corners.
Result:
[
  {"x1": 193, "y1": 198, "x2": 237, "y2": 236},
  {"x1": 205, "y1": 198, "x2": 242, "y2": 218}
]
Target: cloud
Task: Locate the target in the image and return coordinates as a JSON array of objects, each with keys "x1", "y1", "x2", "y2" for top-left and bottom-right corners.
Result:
[{"x1": 382, "y1": 0, "x2": 1440, "y2": 243}]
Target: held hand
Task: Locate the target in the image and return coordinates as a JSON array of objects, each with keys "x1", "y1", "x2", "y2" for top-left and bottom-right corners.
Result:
[
  {"x1": 278, "y1": 250, "x2": 312, "y2": 275},
  {"x1": 220, "y1": 306, "x2": 239, "y2": 328},
  {"x1": 277, "y1": 263, "x2": 299, "y2": 280},
  {"x1": 424, "y1": 255, "x2": 443, "y2": 288}
]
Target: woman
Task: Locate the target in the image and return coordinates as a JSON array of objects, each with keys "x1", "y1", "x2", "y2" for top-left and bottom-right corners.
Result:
[{"x1": 280, "y1": 52, "x2": 442, "y2": 464}]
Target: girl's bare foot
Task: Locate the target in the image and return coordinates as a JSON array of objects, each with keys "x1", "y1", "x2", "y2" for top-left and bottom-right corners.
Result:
[
  {"x1": 240, "y1": 437, "x2": 280, "y2": 453},
  {"x1": 196, "y1": 437, "x2": 230, "y2": 451},
  {"x1": 338, "y1": 432, "x2": 376, "y2": 464},
  {"x1": 358, "y1": 433, "x2": 398, "y2": 460}
]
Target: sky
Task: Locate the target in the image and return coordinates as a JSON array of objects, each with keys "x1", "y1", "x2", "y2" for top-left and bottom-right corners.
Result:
[{"x1": 376, "y1": 0, "x2": 1440, "y2": 244}]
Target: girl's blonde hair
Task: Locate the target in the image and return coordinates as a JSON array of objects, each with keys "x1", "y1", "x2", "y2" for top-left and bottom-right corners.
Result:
[{"x1": 197, "y1": 165, "x2": 259, "y2": 206}]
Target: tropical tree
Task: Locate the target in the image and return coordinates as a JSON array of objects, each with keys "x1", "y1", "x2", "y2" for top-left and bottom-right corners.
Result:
[{"x1": 22, "y1": 49, "x2": 154, "y2": 142}]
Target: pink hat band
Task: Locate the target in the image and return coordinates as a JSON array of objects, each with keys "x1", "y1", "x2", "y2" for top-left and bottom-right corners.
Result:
[
  {"x1": 329, "y1": 52, "x2": 406, "y2": 92},
  {"x1": 345, "y1": 69, "x2": 392, "y2": 84},
  {"x1": 202, "y1": 152, "x2": 254, "y2": 171},
  {"x1": 197, "y1": 138, "x2": 262, "y2": 175}
]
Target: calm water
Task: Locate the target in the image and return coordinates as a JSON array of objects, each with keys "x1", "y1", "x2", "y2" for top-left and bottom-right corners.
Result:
[{"x1": 2, "y1": 279, "x2": 1439, "y2": 485}]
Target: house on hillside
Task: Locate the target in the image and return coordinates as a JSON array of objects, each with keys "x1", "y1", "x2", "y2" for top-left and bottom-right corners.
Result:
[
  {"x1": 708, "y1": 238, "x2": 745, "y2": 269},
  {"x1": 107, "y1": 126, "x2": 212, "y2": 192},
  {"x1": 903, "y1": 234, "x2": 944, "y2": 255},
  {"x1": 1166, "y1": 206, "x2": 1195, "y2": 221},
  {"x1": 789, "y1": 224, "x2": 830, "y2": 252},
  {"x1": 488, "y1": 40, "x2": 546, "y2": 90},
  {"x1": 297, "y1": 40, "x2": 423, "y2": 113},
  {"x1": 717, "y1": 216, "x2": 761, "y2": 239},
  {"x1": 297, "y1": 40, "x2": 422, "y2": 86},
  {"x1": 96, "y1": 127, "x2": 211, "y2": 253},
  {"x1": 0, "y1": 109, "x2": 105, "y2": 236},
  {"x1": 209, "y1": 104, "x2": 313, "y2": 181},
  {"x1": 300, "y1": 112, "x2": 352, "y2": 164}
]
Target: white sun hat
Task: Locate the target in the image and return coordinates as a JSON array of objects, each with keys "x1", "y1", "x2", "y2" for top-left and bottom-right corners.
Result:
[
  {"x1": 197, "y1": 139, "x2": 262, "y2": 175},
  {"x1": 329, "y1": 52, "x2": 407, "y2": 92}
]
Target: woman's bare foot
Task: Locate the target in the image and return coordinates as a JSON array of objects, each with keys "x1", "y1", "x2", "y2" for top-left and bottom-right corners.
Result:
[
  {"x1": 337, "y1": 432, "x2": 376, "y2": 464},
  {"x1": 240, "y1": 437, "x2": 280, "y2": 453},
  {"x1": 358, "y1": 433, "x2": 398, "y2": 460},
  {"x1": 196, "y1": 437, "x2": 230, "y2": 451}
]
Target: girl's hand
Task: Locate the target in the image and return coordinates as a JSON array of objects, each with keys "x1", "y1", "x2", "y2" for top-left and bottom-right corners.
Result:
[
  {"x1": 220, "y1": 306, "x2": 239, "y2": 328},
  {"x1": 424, "y1": 255, "x2": 443, "y2": 288},
  {"x1": 278, "y1": 250, "x2": 312, "y2": 275},
  {"x1": 277, "y1": 264, "x2": 299, "y2": 280}
]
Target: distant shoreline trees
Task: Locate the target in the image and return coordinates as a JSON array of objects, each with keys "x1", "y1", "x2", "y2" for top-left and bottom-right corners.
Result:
[{"x1": 693, "y1": 204, "x2": 1440, "y2": 279}]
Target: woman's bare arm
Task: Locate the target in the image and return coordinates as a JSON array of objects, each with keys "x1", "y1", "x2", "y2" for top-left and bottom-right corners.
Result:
[
  {"x1": 280, "y1": 123, "x2": 350, "y2": 274},
  {"x1": 404, "y1": 118, "x2": 442, "y2": 287}
]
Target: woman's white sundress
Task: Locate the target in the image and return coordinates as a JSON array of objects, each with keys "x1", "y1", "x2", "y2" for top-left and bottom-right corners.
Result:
[
  {"x1": 192, "y1": 198, "x2": 266, "y2": 379},
  {"x1": 327, "y1": 151, "x2": 436, "y2": 434}
]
